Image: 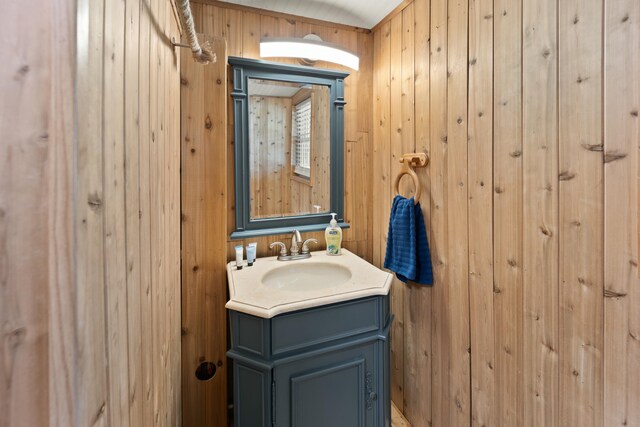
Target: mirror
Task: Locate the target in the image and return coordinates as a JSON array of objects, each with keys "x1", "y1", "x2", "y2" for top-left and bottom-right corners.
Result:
[
  {"x1": 229, "y1": 57, "x2": 349, "y2": 238},
  {"x1": 248, "y1": 79, "x2": 330, "y2": 219}
]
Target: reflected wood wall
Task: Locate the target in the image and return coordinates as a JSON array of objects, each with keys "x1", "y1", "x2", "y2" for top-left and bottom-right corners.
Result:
[
  {"x1": 372, "y1": 0, "x2": 640, "y2": 426},
  {"x1": 248, "y1": 87, "x2": 331, "y2": 218},
  {"x1": 249, "y1": 95, "x2": 293, "y2": 218},
  {"x1": 289, "y1": 86, "x2": 331, "y2": 216}
]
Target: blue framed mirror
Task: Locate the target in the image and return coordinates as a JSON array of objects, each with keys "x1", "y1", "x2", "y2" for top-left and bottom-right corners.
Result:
[{"x1": 229, "y1": 57, "x2": 350, "y2": 239}]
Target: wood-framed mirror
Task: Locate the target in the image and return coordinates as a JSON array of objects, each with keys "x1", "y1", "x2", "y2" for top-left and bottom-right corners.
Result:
[{"x1": 229, "y1": 56, "x2": 350, "y2": 239}]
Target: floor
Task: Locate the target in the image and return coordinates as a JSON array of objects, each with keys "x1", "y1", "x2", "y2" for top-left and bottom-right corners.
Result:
[{"x1": 391, "y1": 403, "x2": 412, "y2": 427}]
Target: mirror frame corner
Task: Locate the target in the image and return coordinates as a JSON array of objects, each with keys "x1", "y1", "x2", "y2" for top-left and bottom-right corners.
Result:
[{"x1": 229, "y1": 56, "x2": 350, "y2": 239}]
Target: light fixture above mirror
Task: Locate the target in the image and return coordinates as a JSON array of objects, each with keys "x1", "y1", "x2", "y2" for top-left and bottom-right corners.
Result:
[{"x1": 260, "y1": 34, "x2": 360, "y2": 70}]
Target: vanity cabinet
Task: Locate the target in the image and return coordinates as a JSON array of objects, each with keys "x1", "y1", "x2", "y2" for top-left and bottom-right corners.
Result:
[{"x1": 228, "y1": 294, "x2": 392, "y2": 427}]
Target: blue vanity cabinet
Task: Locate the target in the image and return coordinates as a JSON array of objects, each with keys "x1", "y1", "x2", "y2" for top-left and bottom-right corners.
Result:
[{"x1": 228, "y1": 295, "x2": 391, "y2": 427}]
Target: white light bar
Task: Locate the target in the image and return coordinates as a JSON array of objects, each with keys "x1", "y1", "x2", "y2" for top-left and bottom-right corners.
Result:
[{"x1": 260, "y1": 37, "x2": 360, "y2": 71}]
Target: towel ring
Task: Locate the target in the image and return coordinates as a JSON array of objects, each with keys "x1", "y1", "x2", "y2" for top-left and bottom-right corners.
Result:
[{"x1": 393, "y1": 153, "x2": 428, "y2": 205}]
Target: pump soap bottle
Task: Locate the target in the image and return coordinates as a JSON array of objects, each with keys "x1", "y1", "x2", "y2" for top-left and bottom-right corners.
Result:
[{"x1": 325, "y1": 213, "x2": 342, "y2": 255}]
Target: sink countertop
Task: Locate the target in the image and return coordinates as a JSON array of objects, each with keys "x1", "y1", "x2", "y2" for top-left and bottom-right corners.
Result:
[{"x1": 226, "y1": 249, "x2": 393, "y2": 318}]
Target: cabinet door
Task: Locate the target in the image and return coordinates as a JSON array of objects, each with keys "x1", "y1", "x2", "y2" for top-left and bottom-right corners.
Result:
[{"x1": 273, "y1": 343, "x2": 379, "y2": 427}]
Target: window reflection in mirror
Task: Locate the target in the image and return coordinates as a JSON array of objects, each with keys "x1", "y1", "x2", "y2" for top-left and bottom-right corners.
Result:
[{"x1": 247, "y1": 78, "x2": 330, "y2": 220}]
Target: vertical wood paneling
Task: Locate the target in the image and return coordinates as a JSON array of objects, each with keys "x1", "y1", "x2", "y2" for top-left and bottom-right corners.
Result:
[
  {"x1": 138, "y1": 0, "x2": 154, "y2": 424},
  {"x1": 1, "y1": 0, "x2": 76, "y2": 424},
  {"x1": 1, "y1": 0, "x2": 181, "y2": 425},
  {"x1": 170, "y1": 16, "x2": 182, "y2": 425},
  {"x1": 180, "y1": 44, "x2": 205, "y2": 424},
  {"x1": 378, "y1": 26, "x2": 394, "y2": 365},
  {"x1": 103, "y1": 0, "x2": 131, "y2": 422},
  {"x1": 125, "y1": 0, "x2": 143, "y2": 424},
  {"x1": 558, "y1": 0, "x2": 604, "y2": 425},
  {"x1": 48, "y1": 0, "x2": 76, "y2": 421},
  {"x1": 181, "y1": 36, "x2": 228, "y2": 427},
  {"x1": 401, "y1": 5, "x2": 415, "y2": 168},
  {"x1": 445, "y1": 0, "x2": 471, "y2": 424},
  {"x1": 522, "y1": 0, "x2": 559, "y2": 424},
  {"x1": 225, "y1": 8, "x2": 244, "y2": 57},
  {"x1": 344, "y1": 29, "x2": 360, "y2": 146},
  {"x1": 468, "y1": 0, "x2": 495, "y2": 424},
  {"x1": 373, "y1": 0, "x2": 638, "y2": 425},
  {"x1": 148, "y1": 0, "x2": 162, "y2": 423},
  {"x1": 242, "y1": 11, "x2": 261, "y2": 58},
  {"x1": 402, "y1": 0, "x2": 431, "y2": 424},
  {"x1": 374, "y1": 31, "x2": 396, "y2": 406},
  {"x1": 76, "y1": 0, "x2": 109, "y2": 424},
  {"x1": 373, "y1": 24, "x2": 390, "y2": 268},
  {"x1": 493, "y1": 0, "x2": 523, "y2": 425},
  {"x1": 358, "y1": 32, "x2": 374, "y2": 263},
  {"x1": 389, "y1": 12, "x2": 405, "y2": 410},
  {"x1": 100, "y1": 0, "x2": 180, "y2": 424},
  {"x1": 427, "y1": 0, "x2": 448, "y2": 422},
  {"x1": 158, "y1": 2, "x2": 168, "y2": 422},
  {"x1": 159, "y1": 2, "x2": 169, "y2": 421},
  {"x1": 374, "y1": 26, "x2": 393, "y2": 411},
  {"x1": 604, "y1": 0, "x2": 640, "y2": 426},
  {"x1": 338, "y1": 27, "x2": 361, "y2": 244},
  {"x1": 169, "y1": 15, "x2": 182, "y2": 424}
]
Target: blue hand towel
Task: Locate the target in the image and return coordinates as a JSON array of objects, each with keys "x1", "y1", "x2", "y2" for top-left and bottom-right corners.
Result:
[{"x1": 384, "y1": 195, "x2": 434, "y2": 285}]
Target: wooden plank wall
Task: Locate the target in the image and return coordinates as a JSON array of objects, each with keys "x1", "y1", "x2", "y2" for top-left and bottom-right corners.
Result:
[
  {"x1": 77, "y1": 0, "x2": 182, "y2": 424},
  {"x1": 372, "y1": 0, "x2": 640, "y2": 426},
  {"x1": 189, "y1": 0, "x2": 374, "y2": 263},
  {"x1": 1, "y1": 0, "x2": 182, "y2": 425},
  {"x1": 0, "y1": 0, "x2": 75, "y2": 425},
  {"x1": 180, "y1": 36, "x2": 229, "y2": 427}
]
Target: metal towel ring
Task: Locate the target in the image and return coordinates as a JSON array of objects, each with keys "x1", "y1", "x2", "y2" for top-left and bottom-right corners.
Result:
[{"x1": 393, "y1": 153, "x2": 428, "y2": 205}]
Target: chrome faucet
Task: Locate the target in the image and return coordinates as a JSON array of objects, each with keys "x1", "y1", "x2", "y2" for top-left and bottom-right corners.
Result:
[
  {"x1": 269, "y1": 230, "x2": 318, "y2": 261},
  {"x1": 290, "y1": 230, "x2": 302, "y2": 255}
]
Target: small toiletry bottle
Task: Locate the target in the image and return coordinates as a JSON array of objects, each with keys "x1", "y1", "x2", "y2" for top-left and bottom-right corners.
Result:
[
  {"x1": 325, "y1": 213, "x2": 342, "y2": 255},
  {"x1": 246, "y1": 242, "x2": 257, "y2": 266},
  {"x1": 235, "y1": 245, "x2": 244, "y2": 270}
]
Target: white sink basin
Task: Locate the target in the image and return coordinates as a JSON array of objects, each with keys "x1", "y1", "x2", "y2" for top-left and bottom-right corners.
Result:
[
  {"x1": 226, "y1": 249, "x2": 392, "y2": 318},
  {"x1": 262, "y1": 263, "x2": 352, "y2": 291}
]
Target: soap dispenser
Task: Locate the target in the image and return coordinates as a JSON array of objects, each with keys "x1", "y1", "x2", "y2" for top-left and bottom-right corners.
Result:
[{"x1": 325, "y1": 213, "x2": 342, "y2": 255}]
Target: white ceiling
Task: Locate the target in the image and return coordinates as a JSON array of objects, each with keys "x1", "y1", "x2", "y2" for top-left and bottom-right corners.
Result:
[
  {"x1": 248, "y1": 80, "x2": 302, "y2": 97},
  {"x1": 223, "y1": 0, "x2": 404, "y2": 29}
]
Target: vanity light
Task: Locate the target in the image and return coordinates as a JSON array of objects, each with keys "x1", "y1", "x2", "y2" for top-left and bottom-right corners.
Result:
[{"x1": 260, "y1": 34, "x2": 360, "y2": 71}]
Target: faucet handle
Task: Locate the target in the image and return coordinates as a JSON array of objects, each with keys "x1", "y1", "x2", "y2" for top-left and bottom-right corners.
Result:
[
  {"x1": 269, "y1": 241, "x2": 287, "y2": 257},
  {"x1": 301, "y1": 238, "x2": 319, "y2": 254}
]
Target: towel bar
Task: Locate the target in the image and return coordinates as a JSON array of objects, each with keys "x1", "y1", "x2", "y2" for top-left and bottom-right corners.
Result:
[{"x1": 393, "y1": 153, "x2": 428, "y2": 205}]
